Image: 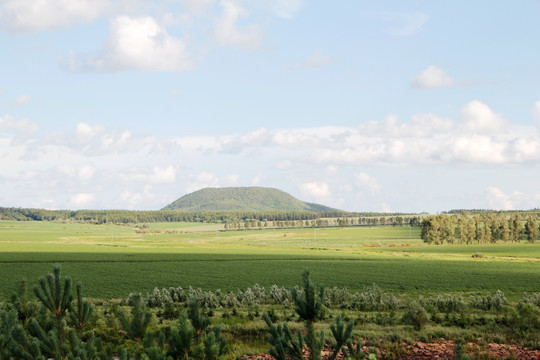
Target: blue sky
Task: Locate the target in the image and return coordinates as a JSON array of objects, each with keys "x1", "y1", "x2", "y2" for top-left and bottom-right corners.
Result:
[{"x1": 1, "y1": 0, "x2": 539, "y2": 212}]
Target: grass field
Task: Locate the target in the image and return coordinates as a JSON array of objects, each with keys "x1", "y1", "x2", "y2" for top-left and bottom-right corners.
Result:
[{"x1": 0, "y1": 220, "x2": 539, "y2": 300}]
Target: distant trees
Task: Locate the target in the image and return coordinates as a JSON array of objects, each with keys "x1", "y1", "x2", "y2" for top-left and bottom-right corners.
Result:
[{"x1": 421, "y1": 213, "x2": 539, "y2": 244}]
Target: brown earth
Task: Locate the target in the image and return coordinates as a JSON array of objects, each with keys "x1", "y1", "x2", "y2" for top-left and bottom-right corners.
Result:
[{"x1": 244, "y1": 340, "x2": 540, "y2": 359}]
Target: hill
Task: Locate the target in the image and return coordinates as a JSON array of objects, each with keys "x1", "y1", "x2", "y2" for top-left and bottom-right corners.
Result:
[{"x1": 161, "y1": 187, "x2": 338, "y2": 212}]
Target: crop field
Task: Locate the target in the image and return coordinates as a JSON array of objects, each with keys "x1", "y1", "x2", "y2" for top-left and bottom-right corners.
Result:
[{"x1": 0, "y1": 220, "x2": 539, "y2": 300}]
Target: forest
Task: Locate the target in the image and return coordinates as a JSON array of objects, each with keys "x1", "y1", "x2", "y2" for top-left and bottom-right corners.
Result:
[{"x1": 420, "y1": 213, "x2": 538, "y2": 244}]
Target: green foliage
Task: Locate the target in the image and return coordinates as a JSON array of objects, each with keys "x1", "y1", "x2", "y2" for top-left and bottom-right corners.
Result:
[
  {"x1": 349, "y1": 285, "x2": 398, "y2": 312},
  {"x1": 328, "y1": 314, "x2": 354, "y2": 360},
  {"x1": 521, "y1": 292, "x2": 540, "y2": 307},
  {"x1": 341, "y1": 339, "x2": 367, "y2": 360},
  {"x1": 32, "y1": 264, "x2": 73, "y2": 358},
  {"x1": 401, "y1": 302, "x2": 429, "y2": 331},
  {"x1": 188, "y1": 298, "x2": 210, "y2": 344},
  {"x1": 469, "y1": 290, "x2": 508, "y2": 311},
  {"x1": 117, "y1": 294, "x2": 153, "y2": 342},
  {"x1": 525, "y1": 216, "x2": 538, "y2": 243},
  {"x1": 423, "y1": 294, "x2": 468, "y2": 314},
  {"x1": 162, "y1": 187, "x2": 337, "y2": 212},
  {"x1": 291, "y1": 271, "x2": 325, "y2": 323},
  {"x1": 9, "y1": 279, "x2": 38, "y2": 326},
  {"x1": 167, "y1": 312, "x2": 195, "y2": 360},
  {"x1": 69, "y1": 282, "x2": 95, "y2": 338},
  {"x1": 263, "y1": 313, "x2": 304, "y2": 360},
  {"x1": 199, "y1": 326, "x2": 229, "y2": 360}
]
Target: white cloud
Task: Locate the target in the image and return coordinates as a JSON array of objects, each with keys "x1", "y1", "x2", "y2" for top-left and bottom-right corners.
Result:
[
  {"x1": 485, "y1": 187, "x2": 522, "y2": 210},
  {"x1": 411, "y1": 66, "x2": 455, "y2": 89},
  {"x1": 186, "y1": 172, "x2": 220, "y2": 193},
  {"x1": 255, "y1": 0, "x2": 303, "y2": 18},
  {"x1": 300, "y1": 182, "x2": 330, "y2": 197},
  {"x1": 70, "y1": 193, "x2": 95, "y2": 207},
  {"x1": 3, "y1": 102, "x2": 540, "y2": 211},
  {"x1": 0, "y1": 114, "x2": 38, "y2": 133},
  {"x1": 58, "y1": 164, "x2": 96, "y2": 182},
  {"x1": 0, "y1": 0, "x2": 111, "y2": 33},
  {"x1": 459, "y1": 100, "x2": 507, "y2": 133},
  {"x1": 13, "y1": 94, "x2": 30, "y2": 106},
  {"x1": 213, "y1": 0, "x2": 264, "y2": 50},
  {"x1": 533, "y1": 101, "x2": 540, "y2": 126},
  {"x1": 355, "y1": 172, "x2": 382, "y2": 195},
  {"x1": 294, "y1": 49, "x2": 335, "y2": 69},
  {"x1": 69, "y1": 16, "x2": 193, "y2": 72},
  {"x1": 149, "y1": 165, "x2": 176, "y2": 184},
  {"x1": 75, "y1": 122, "x2": 105, "y2": 143},
  {"x1": 119, "y1": 186, "x2": 155, "y2": 209}
]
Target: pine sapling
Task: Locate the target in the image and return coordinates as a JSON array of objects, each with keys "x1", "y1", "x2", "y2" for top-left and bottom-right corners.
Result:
[
  {"x1": 69, "y1": 282, "x2": 94, "y2": 338},
  {"x1": 10, "y1": 323, "x2": 45, "y2": 360},
  {"x1": 328, "y1": 315, "x2": 354, "y2": 360},
  {"x1": 0, "y1": 308, "x2": 17, "y2": 360},
  {"x1": 117, "y1": 294, "x2": 153, "y2": 343},
  {"x1": 263, "y1": 313, "x2": 304, "y2": 360},
  {"x1": 341, "y1": 339, "x2": 367, "y2": 360},
  {"x1": 188, "y1": 298, "x2": 210, "y2": 344},
  {"x1": 167, "y1": 312, "x2": 195, "y2": 360},
  {"x1": 32, "y1": 265, "x2": 73, "y2": 358},
  {"x1": 10, "y1": 279, "x2": 38, "y2": 327},
  {"x1": 291, "y1": 271, "x2": 325, "y2": 360}
]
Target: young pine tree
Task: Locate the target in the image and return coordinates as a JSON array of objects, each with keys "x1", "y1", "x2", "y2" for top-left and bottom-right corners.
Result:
[
  {"x1": 32, "y1": 264, "x2": 73, "y2": 358},
  {"x1": 291, "y1": 271, "x2": 325, "y2": 360}
]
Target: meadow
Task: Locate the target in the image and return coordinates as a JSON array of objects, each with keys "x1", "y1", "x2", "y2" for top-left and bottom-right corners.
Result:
[{"x1": 1, "y1": 220, "x2": 539, "y2": 300}]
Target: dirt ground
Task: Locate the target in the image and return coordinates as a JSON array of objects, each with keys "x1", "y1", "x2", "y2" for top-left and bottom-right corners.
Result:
[{"x1": 244, "y1": 340, "x2": 540, "y2": 360}]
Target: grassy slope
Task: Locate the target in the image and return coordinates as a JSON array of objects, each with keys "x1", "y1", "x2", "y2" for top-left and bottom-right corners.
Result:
[{"x1": 0, "y1": 221, "x2": 539, "y2": 299}]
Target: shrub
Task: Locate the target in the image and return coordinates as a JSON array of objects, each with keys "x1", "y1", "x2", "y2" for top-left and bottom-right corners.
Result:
[
  {"x1": 401, "y1": 302, "x2": 429, "y2": 331},
  {"x1": 469, "y1": 291, "x2": 507, "y2": 311}
]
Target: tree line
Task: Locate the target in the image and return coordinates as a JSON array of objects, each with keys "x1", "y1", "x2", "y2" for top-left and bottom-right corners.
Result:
[
  {"x1": 420, "y1": 213, "x2": 539, "y2": 244},
  {"x1": 0, "y1": 207, "x2": 422, "y2": 226}
]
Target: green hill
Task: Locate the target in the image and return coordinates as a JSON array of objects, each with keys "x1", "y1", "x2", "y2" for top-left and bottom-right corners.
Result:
[{"x1": 162, "y1": 187, "x2": 338, "y2": 212}]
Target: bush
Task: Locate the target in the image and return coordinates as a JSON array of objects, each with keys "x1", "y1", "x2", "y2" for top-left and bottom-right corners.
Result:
[
  {"x1": 401, "y1": 302, "x2": 429, "y2": 331},
  {"x1": 469, "y1": 290, "x2": 508, "y2": 311},
  {"x1": 350, "y1": 285, "x2": 398, "y2": 311}
]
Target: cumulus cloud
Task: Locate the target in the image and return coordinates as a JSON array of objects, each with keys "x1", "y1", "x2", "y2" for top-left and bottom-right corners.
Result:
[
  {"x1": 300, "y1": 182, "x2": 330, "y2": 197},
  {"x1": 185, "y1": 171, "x2": 240, "y2": 193},
  {"x1": 485, "y1": 187, "x2": 523, "y2": 210},
  {"x1": 355, "y1": 173, "x2": 382, "y2": 195},
  {"x1": 119, "y1": 186, "x2": 155, "y2": 209},
  {"x1": 3, "y1": 100, "x2": 540, "y2": 210},
  {"x1": 460, "y1": 100, "x2": 507, "y2": 133},
  {"x1": 75, "y1": 122, "x2": 105, "y2": 143},
  {"x1": 213, "y1": 0, "x2": 264, "y2": 50},
  {"x1": 58, "y1": 164, "x2": 96, "y2": 182},
  {"x1": 13, "y1": 94, "x2": 30, "y2": 106},
  {"x1": 0, "y1": 0, "x2": 111, "y2": 33},
  {"x1": 149, "y1": 165, "x2": 176, "y2": 184},
  {"x1": 68, "y1": 16, "x2": 193, "y2": 72},
  {"x1": 0, "y1": 114, "x2": 38, "y2": 133},
  {"x1": 533, "y1": 101, "x2": 540, "y2": 126},
  {"x1": 256, "y1": 0, "x2": 303, "y2": 18},
  {"x1": 411, "y1": 66, "x2": 455, "y2": 89},
  {"x1": 70, "y1": 193, "x2": 95, "y2": 207}
]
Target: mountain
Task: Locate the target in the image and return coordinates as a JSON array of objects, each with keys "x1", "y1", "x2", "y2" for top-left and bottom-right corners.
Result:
[{"x1": 161, "y1": 187, "x2": 338, "y2": 212}]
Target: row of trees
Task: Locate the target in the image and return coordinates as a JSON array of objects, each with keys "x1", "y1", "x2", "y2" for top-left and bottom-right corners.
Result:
[
  {"x1": 0, "y1": 208, "x2": 339, "y2": 224},
  {"x1": 223, "y1": 216, "x2": 423, "y2": 231},
  {"x1": 420, "y1": 214, "x2": 539, "y2": 244},
  {"x1": 0, "y1": 207, "x2": 423, "y2": 228}
]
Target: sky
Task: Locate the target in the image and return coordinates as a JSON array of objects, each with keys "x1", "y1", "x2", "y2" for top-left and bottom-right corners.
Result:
[{"x1": 1, "y1": 0, "x2": 540, "y2": 213}]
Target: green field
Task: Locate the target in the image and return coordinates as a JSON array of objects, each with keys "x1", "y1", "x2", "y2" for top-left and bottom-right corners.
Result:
[{"x1": 0, "y1": 220, "x2": 539, "y2": 300}]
